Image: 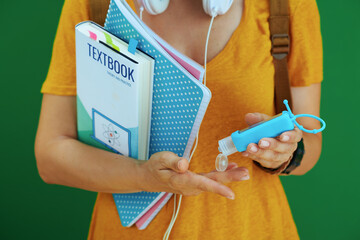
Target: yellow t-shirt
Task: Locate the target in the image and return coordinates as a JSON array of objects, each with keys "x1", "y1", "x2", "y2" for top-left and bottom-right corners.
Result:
[{"x1": 42, "y1": 0, "x2": 323, "y2": 239}]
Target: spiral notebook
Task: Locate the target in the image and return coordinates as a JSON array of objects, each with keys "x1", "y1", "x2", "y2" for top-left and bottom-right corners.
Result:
[{"x1": 104, "y1": 0, "x2": 211, "y2": 228}]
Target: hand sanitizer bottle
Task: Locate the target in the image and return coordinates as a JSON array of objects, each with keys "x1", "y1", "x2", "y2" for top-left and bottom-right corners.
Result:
[{"x1": 215, "y1": 100, "x2": 326, "y2": 172}]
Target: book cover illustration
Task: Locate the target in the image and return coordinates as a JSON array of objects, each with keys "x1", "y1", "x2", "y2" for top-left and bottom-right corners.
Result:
[{"x1": 92, "y1": 109, "x2": 131, "y2": 155}]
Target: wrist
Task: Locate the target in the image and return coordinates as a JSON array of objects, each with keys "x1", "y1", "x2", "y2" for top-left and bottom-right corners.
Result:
[
  {"x1": 281, "y1": 138, "x2": 305, "y2": 175},
  {"x1": 134, "y1": 159, "x2": 148, "y2": 191},
  {"x1": 110, "y1": 157, "x2": 148, "y2": 193},
  {"x1": 253, "y1": 157, "x2": 291, "y2": 175}
]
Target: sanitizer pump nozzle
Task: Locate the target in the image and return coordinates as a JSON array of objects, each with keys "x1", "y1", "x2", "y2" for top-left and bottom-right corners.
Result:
[{"x1": 215, "y1": 100, "x2": 326, "y2": 171}]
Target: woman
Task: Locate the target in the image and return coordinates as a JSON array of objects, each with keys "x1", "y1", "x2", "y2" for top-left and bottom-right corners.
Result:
[{"x1": 35, "y1": 0, "x2": 323, "y2": 239}]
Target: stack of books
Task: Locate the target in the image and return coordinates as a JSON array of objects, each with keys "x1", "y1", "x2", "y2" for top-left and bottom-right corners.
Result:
[{"x1": 75, "y1": 0, "x2": 211, "y2": 230}]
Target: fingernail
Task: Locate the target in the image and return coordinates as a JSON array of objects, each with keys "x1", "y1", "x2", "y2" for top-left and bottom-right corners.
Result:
[
  {"x1": 250, "y1": 146, "x2": 258, "y2": 153},
  {"x1": 253, "y1": 113, "x2": 260, "y2": 119},
  {"x1": 228, "y1": 163, "x2": 238, "y2": 169},
  {"x1": 241, "y1": 174, "x2": 250, "y2": 181},
  {"x1": 242, "y1": 152, "x2": 249, "y2": 157},
  {"x1": 227, "y1": 194, "x2": 235, "y2": 200},
  {"x1": 260, "y1": 140, "x2": 270, "y2": 148},
  {"x1": 177, "y1": 161, "x2": 183, "y2": 170},
  {"x1": 282, "y1": 135, "x2": 290, "y2": 142}
]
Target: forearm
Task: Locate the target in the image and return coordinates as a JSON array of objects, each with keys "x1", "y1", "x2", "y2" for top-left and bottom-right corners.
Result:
[
  {"x1": 35, "y1": 95, "x2": 249, "y2": 199},
  {"x1": 36, "y1": 136, "x2": 143, "y2": 193},
  {"x1": 289, "y1": 132, "x2": 322, "y2": 175},
  {"x1": 288, "y1": 83, "x2": 323, "y2": 175},
  {"x1": 244, "y1": 83, "x2": 323, "y2": 175}
]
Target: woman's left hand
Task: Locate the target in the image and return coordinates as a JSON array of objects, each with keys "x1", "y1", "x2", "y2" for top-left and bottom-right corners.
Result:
[{"x1": 241, "y1": 113, "x2": 303, "y2": 169}]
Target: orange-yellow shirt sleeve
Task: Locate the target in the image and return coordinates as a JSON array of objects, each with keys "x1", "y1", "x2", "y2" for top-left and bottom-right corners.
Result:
[
  {"x1": 288, "y1": 0, "x2": 323, "y2": 86},
  {"x1": 41, "y1": 0, "x2": 90, "y2": 96}
]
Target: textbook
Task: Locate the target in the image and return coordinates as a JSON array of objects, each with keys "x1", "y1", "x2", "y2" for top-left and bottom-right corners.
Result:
[
  {"x1": 75, "y1": 21, "x2": 156, "y2": 226},
  {"x1": 76, "y1": 21, "x2": 154, "y2": 160},
  {"x1": 104, "y1": 0, "x2": 212, "y2": 229}
]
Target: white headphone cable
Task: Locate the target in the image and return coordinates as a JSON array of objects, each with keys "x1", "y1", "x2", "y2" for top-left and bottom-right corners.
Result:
[
  {"x1": 139, "y1": 6, "x2": 144, "y2": 20},
  {"x1": 163, "y1": 15, "x2": 215, "y2": 240},
  {"x1": 204, "y1": 15, "x2": 215, "y2": 86}
]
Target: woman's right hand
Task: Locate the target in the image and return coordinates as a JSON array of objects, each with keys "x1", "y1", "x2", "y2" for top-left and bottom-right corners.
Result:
[
  {"x1": 36, "y1": 95, "x2": 249, "y2": 196},
  {"x1": 137, "y1": 151, "x2": 250, "y2": 200}
]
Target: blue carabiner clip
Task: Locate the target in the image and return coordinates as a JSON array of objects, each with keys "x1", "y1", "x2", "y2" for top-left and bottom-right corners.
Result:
[{"x1": 283, "y1": 100, "x2": 326, "y2": 134}]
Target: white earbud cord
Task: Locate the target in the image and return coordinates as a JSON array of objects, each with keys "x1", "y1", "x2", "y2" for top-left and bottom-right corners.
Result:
[
  {"x1": 163, "y1": 15, "x2": 216, "y2": 240},
  {"x1": 139, "y1": 6, "x2": 144, "y2": 20},
  {"x1": 203, "y1": 15, "x2": 215, "y2": 86}
]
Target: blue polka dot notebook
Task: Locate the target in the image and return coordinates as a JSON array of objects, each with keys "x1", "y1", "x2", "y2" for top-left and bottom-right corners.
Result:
[{"x1": 104, "y1": 0, "x2": 211, "y2": 227}]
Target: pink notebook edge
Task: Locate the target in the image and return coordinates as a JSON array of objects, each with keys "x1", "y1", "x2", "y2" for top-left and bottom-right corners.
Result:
[{"x1": 136, "y1": 193, "x2": 173, "y2": 229}]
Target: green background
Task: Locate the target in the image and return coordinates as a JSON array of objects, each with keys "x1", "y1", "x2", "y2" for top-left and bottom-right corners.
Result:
[{"x1": 0, "y1": 0, "x2": 359, "y2": 239}]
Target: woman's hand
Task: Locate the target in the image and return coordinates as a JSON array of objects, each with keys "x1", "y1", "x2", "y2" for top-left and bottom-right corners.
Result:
[
  {"x1": 241, "y1": 113, "x2": 303, "y2": 169},
  {"x1": 137, "y1": 151, "x2": 250, "y2": 200}
]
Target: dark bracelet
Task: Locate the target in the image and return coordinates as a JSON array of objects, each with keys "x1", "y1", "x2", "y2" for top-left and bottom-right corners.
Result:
[
  {"x1": 253, "y1": 138, "x2": 305, "y2": 175},
  {"x1": 281, "y1": 138, "x2": 305, "y2": 174}
]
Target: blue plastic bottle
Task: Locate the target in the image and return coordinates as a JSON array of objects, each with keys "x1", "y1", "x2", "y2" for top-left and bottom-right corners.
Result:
[{"x1": 216, "y1": 100, "x2": 326, "y2": 171}]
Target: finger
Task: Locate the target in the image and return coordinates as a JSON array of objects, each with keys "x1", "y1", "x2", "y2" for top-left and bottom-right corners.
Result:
[
  {"x1": 204, "y1": 167, "x2": 250, "y2": 184},
  {"x1": 253, "y1": 157, "x2": 283, "y2": 169},
  {"x1": 227, "y1": 162, "x2": 238, "y2": 170},
  {"x1": 258, "y1": 138, "x2": 297, "y2": 154},
  {"x1": 159, "y1": 151, "x2": 189, "y2": 173},
  {"x1": 247, "y1": 153, "x2": 285, "y2": 169},
  {"x1": 246, "y1": 143, "x2": 290, "y2": 163},
  {"x1": 195, "y1": 175, "x2": 235, "y2": 199},
  {"x1": 279, "y1": 128, "x2": 303, "y2": 143},
  {"x1": 177, "y1": 172, "x2": 236, "y2": 199},
  {"x1": 244, "y1": 113, "x2": 271, "y2": 126},
  {"x1": 211, "y1": 162, "x2": 238, "y2": 173}
]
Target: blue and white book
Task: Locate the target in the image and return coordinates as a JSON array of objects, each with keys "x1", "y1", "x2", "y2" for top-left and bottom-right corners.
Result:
[
  {"x1": 103, "y1": 0, "x2": 212, "y2": 228},
  {"x1": 75, "y1": 21, "x2": 157, "y2": 227},
  {"x1": 76, "y1": 21, "x2": 154, "y2": 160}
]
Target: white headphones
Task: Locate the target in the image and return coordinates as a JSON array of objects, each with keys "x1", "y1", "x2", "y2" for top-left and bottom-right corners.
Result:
[{"x1": 138, "y1": 0, "x2": 234, "y2": 17}]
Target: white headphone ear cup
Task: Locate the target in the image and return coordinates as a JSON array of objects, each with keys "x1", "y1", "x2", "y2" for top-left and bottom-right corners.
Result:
[
  {"x1": 140, "y1": 0, "x2": 170, "y2": 15},
  {"x1": 202, "y1": 0, "x2": 233, "y2": 17}
]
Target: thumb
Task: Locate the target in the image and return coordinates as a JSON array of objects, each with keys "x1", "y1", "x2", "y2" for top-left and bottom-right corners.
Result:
[
  {"x1": 159, "y1": 152, "x2": 189, "y2": 173},
  {"x1": 245, "y1": 113, "x2": 271, "y2": 126}
]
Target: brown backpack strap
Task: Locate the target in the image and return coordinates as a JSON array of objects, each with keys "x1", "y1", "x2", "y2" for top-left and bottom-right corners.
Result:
[
  {"x1": 89, "y1": 0, "x2": 111, "y2": 25},
  {"x1": 269, "y1": 0, "x2": 292, "y2": 114}
]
